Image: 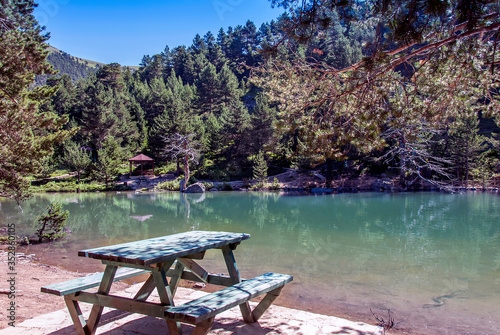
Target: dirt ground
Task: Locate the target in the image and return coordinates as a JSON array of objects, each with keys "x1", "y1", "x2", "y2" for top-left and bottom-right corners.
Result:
[
  {"x1": 0, "y1": 248, "x2": 384, "y2": 335},
  {"x1": 0, "y1": 248, "x2": 131, "y2": 329}
]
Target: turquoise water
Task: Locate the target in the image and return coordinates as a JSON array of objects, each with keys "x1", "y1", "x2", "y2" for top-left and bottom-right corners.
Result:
[{"x1": 2, "y1": 191, "x2": 499, "y2": 334}]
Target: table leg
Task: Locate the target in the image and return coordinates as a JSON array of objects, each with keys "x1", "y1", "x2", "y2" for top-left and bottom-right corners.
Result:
[
  {"x1": 221, "y1": 245, "x2": 254, "y2": 323},
  {"x1": 133, "y1": 273, "x2": 156, "y2": 301},
  {"x1": 169, "y1": 260, "x2": 185, "y2": 296},
  {"x1": 191, "y1": 317, "x2": 215, "y2": 335},
  {"x1": 86, "y1": 264, "x2": 118, "y2": 335},
  {"x1": 64, "y1": 296, "x2": 88, "y2": 335},
  {"x1": 152, "y1": 260, "x2": 183, "y2": 334}
]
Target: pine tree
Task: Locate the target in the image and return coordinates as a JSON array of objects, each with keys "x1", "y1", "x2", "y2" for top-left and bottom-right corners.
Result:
[
  {"x1": 449, "y1": 116, "x2": 490, "y2": 187},
  {"x1": 250, "y1": 93, "x2": 276, "y2": 153},
  {"x1": 196, "y1": 63, "x2": 219, "y2": 114},
  {"x1": 217, "y1": 63, "x2": 241, "y2": 108},
  {"x1": 219, "y1": 100, "x2": 252, "y2": 166},
  {"x1": 191, "y1": 34, "x2": 207, "y2": 56},
  {"x1": 0, "y1": 0, "x2": 73, "y2": 205},
  {"x1": 93, "y1": 136, "x2": 121, "y2": 188},
  {"x1": 253, "y1": 151, "x2": 268, "y2": 182},
  {"x1": 60, "y1": 140, "x2": 91, "y2": 183},
  {"x1": 79, "y1": 80, "x2": 118, "y2": 149}
]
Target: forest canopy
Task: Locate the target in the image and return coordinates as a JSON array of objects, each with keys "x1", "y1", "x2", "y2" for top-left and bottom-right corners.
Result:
[
  {"x1": 0, "y1": 0, "x2": 73, "y2": 205},
  {"x1": 253, "y1": 0, "x2": 500, "y2": 161},
  {"x1": 1, "y1": 0, "x2": 499, "y2": 198}
]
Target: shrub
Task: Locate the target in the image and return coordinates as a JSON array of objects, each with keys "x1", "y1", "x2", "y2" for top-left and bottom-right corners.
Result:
[
  {"x1": 155, "y1": 162, "x2": 177, "y2": 175},
  {"x1": 251, "y1": 181, "x2": 266, "y2": 190},
  {"x1": 220, "y1": 182, "x2": 233, "y2": 191},
  {"x1": 201, "y1": 181, "x2": 214, "y2": 189},
  {"x1": 156, "y1": 177, "x2": 182, "y2": 191},
  {"x1": 31, "y1": 180, "x2": 107, "y2": 193},
  {"x1": 35, "y1": 203, "x2": 69, "y2": 242},
  {"x1": 269, "y1": 177, "x2": 281, "y2": 190}
]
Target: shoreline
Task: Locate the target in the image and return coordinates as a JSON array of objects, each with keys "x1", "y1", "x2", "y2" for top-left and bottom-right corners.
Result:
[
  {"x1": 33, "y1": 169, "x2": 500, "y2": 194},
  {"x1": 0, "y1": 249, "x2": 383, "y2": 334}
]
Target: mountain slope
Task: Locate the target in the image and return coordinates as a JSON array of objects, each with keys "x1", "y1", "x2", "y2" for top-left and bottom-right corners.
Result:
[{"x1": 34, "y1": 46, "x2": 98, "y2": 86}]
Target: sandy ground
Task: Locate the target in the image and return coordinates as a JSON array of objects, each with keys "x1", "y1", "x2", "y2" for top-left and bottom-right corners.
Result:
[{"x1": 0, "y1": 249, "x2": 383, "y2": 335}]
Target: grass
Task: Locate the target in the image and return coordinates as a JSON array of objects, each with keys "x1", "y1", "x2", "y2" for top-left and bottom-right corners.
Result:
[
  {"x1": 31, "y1": 180, "x2": 108, "y2": 193},
  {"x1": 156, "y1": 178, "x2": 182, "y2": 191}
]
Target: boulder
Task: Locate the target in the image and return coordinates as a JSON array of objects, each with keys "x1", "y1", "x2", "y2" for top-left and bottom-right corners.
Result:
[
  {"x1": 184, "y1": 182, "x2": 206, "y2": 193},
  {"x1": 371, "y1": 178, "x2": 394, "y2": 191}
]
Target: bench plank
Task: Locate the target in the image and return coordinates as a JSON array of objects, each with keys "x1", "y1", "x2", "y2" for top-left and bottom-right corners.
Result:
[
  {"x1": 41, "y1": 267, "x2": 149, "y2": 296},
  {"x1": 165, "y1": 272, "x2": 292, "y2": 324}
]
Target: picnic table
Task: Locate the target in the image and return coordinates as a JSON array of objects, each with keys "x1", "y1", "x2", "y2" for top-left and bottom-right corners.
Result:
[{"x1": 42, "y1": 231, "x2": 292, "y2": 335}]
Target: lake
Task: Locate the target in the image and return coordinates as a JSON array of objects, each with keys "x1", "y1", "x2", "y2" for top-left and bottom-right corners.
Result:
[{"x1": 2, "y1": 191, "x2": 499, "y2": 334}]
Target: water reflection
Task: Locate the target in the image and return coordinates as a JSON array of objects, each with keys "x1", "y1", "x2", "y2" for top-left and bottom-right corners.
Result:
[
  {"x1": 1, "y1": 191, "x2": 500, "y2": 334},
  {"x1": 130, "y1": 215, "x2": 153, "y2": 222}
]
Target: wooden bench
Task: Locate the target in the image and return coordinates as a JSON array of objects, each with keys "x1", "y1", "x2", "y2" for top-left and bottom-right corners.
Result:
[
  {"x1": 41, "y1": 267, "x2": 149, "y2": 296},
  {"x1": 165, "y1": 272, "x2": 293, "y2": 335}
]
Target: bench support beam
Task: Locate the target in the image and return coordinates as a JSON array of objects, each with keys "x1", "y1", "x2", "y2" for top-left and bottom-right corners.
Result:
[
  {"x1": 167, "y1": 317, "x2": 214, "y2": 335},
  {"x1": 251, "y1": 287, "x2": 283, "y2": 321},
  {"x1": 64, "y1": 296, "x2": 88, "y2": 335},
  {"x1": 221, "y1": 245, "x2": 254, "y2": 323},
  {"x1": 86, "y1": 264, "x2": 117, "y2": 335}
]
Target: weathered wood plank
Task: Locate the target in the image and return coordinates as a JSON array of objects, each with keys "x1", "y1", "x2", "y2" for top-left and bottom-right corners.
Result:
[
  {"x1": 251, "y1": 287, "x2": 283, "y2": 321},
  {"x1": 133, "y1": 274, "x2": 156, "y2": 301},
  {"x1": 41, "y1": 267, "x2": 149, "y2": 296},
  {"x1": 71, "y1": 292, "x2": 167, "y2": 318},
  {"x1": 152, "y1": 260, "x2": 176, "y2": 306},
  {"x1": 182, "y1": 251, "x2": 206, "y2": 259},
  {"x1": 165, "y1": 272, "x2": 293, "y2": 324},
  {"x1": 166, "y1": 320, "x2": 184, "y2": 335},
  {"x1": 191, "y1": 317, "x2": 215, "y2": 335},
  {"x1": 86, "y1": 265, "x2": 117, "y2": 335},
  {"x1": 178, "y1": 258, "x2": 209, "y2": 283},
  {"x1": 222, "y1": 245, "x2": 253, "y2": 323},
  {"x1": 64, "y1": 296, "x2": 88, "y2": 335},
  {"x1": 169, "y1": 261, "x2": 185, "y2": 296},
  {"x1": 78, "y1": 231, "x2": 250, "y2": 266}
]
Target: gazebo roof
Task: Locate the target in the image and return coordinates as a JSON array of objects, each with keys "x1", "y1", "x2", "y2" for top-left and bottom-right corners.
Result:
[{"x1": 129, "y1": 154, "x2": 154, "y2": 162}]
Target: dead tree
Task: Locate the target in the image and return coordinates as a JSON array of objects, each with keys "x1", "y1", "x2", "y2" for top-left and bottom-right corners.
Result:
[
  {"x1": 380, "y1": 127, "x2": 454, "y2": 191},
  {"x1": 162, "y1": 133, "x2": 200, "y2": 190}
]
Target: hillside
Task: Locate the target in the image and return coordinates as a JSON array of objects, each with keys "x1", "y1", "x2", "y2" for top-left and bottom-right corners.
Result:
[
  {"x1": 34, "y1": 45, "x2": 97, "y2": 85},
  {"x1": 35, "y1": 46, "x2": 139, "y2": 86}
]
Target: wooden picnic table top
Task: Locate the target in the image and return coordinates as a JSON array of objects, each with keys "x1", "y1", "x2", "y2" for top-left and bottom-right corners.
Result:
[{"x1": 78, "y1": 231, "x2": 250, "y2": 266}]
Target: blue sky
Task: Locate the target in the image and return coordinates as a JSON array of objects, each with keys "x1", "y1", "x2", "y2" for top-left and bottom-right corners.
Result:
[{"x1": 34, "y1": 0, "x2": 284, "y2": 66}]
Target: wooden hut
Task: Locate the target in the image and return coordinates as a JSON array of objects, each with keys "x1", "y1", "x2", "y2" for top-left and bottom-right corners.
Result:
[{"x1": 128, "y1": 154, "x2": 154, "y2": 177}]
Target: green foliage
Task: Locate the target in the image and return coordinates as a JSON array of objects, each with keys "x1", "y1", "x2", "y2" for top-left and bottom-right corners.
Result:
[
  {"x1": 92, "y1": 136, "x2": 121, "y2": 188},
  {"x1": 154, "y1": 162, "x2": 177, "y2": 175},
  {"x1": 448, "y1": 116, "x2": 491, "y2": 185},
  {"x1": 253, "y1": 152, "x2": 268, "y2": 182},
  {"x1": 35, "y1": 48, "x2": 96, "y2": 86},
  {"x1": 0, "y1": 1, "x2": 74, "y2": 205},
  {"x1": 269, "y1": 177, "x2": 281, "y2": 190},
  {"x1": 156, "y1": 177, "x2": 182, "y2": 191},
  {"x1": 255, "y1": 0, "x2": 500, "y2": 167},
  {"x1": 29, "y1": 4, "x2": 500, "y2": 188},
  {"x1": 220, "y1": 182, "x2": 234, "y2": 191},
  {"x1": 35, "y1": 203, "x2": 69, "y2": 242},
  {"x1": 31, "y1": 180, "x2": 107, "y2": 193},
  {"x1": 60, "y1": 141, "x2": 91, "y2": 183}
]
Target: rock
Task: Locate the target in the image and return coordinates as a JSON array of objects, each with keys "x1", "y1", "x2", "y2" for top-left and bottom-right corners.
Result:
[
  {"x1": 193, "y1": 282, "x2": 206, "y2": 289},
  {"x1": 371, "y1": 178, "x2": 394, "y2": 191},
  {"x1": 184, "y1": 182, "x2": 206, "y2": 193}
]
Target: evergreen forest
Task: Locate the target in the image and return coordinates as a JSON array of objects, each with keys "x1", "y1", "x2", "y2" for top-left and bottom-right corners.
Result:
[{"x1": 25, "y1": 9, "x2": 500, "y2": 190}]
